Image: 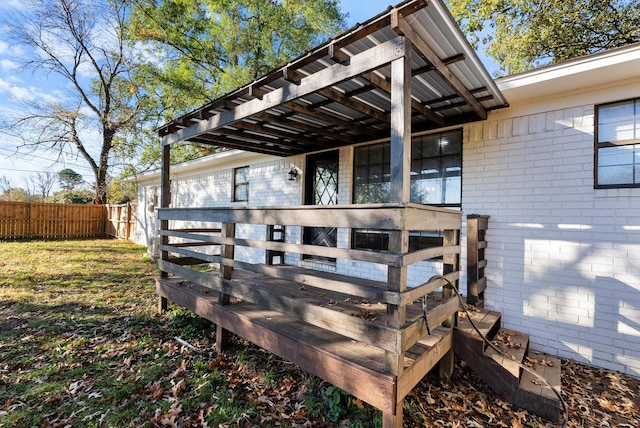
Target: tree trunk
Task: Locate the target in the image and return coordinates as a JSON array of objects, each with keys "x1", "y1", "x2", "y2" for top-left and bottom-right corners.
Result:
[{"x1": 93, "y1": 129, "x2": 114, "y2": 204}]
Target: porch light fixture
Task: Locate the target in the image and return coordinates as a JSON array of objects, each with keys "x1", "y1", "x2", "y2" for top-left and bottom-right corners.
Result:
[{"x1": 288, "y1": 167, "x2": 298, "y2": 181}]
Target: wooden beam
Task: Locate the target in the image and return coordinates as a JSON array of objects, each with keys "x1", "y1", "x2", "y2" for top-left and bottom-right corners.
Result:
[
  {"x1": 362, "y1": 70, "x2": 445, "y2": 126},
  {"x1": 425, "y1": 86, "x2": 488, "y2": 106},
  {"x1": 411, "y1": 53, "x2": 466, "y2": 76},
  {"x1": 157, "y1": 204, "x2": 410, "y2": 231},
  {"x1": 232, "y1": 120, "x2": 332, "y2": 147},
  {"x1": 159, "y1": 143, "x2": 171, "y2": 285},
  {"x1": 286, "y1": 100, "x2": 381, "y2": 136},
  {"x1": 385, "y1": 38, "x2": 411, "y2": 378},
  {"x1": 163, "y1": 37, "x2": 407, "y2": 145},
  {"x1": 327, "y1": 42, "x2": 445, "y2": 126},
  {"x1": 188, "y1": 135, "x2": 299, "y2": 157},
  {"x1": 283, "y1": 59, "x2": 390, "y2": 124},
  {"x1": 316, "y1": 86, "x2": 390, "y2": 123},
  {"x1": 245, "y1": 87, "x2": 380, "y2": 137},
  {"x1": 432, "y1": 95, "x2": 494, "y2": 112},
  {"x1": 161, "y1": 229, "x2": 404, "y2": 267},
  {"x1": 393, "y1": 13, "x2": 487, "y2": 120}
]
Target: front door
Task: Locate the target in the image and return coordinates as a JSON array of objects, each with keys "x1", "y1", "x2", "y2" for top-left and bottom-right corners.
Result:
[{"x1": 303, "y1": 151, "x2": 339, "y2": 261}]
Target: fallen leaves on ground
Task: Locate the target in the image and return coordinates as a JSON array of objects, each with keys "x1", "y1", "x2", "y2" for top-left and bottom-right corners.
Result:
[
  {"x1": 403, "y1": 357, "x2": 639, "y2": 428},
  {"x1": 1, "y1": 240, "x2": 639, "y2": 427}
]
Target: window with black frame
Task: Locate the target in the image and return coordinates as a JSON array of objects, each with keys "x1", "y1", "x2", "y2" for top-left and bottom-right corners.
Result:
[
  {"x1": 352, "y1": 130, "x2": 462, "y2": 251},
  {"x1": 595, "y1": 98, "x2": 640, "y2": 188},
  {"x1": 233, "y1": 166, "x2": 249, "y2": 202}
]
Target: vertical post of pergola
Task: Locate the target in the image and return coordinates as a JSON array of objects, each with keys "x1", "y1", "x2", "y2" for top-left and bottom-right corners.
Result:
[
  {"x1": 384, "y1": 19, "x2": 411, "y2": 428},
  {"x1": 158, "y1": 142, "x2": 171, "y2": 313}
]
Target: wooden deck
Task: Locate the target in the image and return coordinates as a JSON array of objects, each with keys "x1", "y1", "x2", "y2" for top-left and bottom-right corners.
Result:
[
  {"x1": 157, "y1": 270, "x2": 454, "y2": 416},
  {"x1": 155, "y1": 203, "x2": 462, "y2": 426}
]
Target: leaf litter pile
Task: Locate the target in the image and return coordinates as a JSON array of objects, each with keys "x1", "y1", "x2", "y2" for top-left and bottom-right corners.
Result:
[{"x1": 1, "y1": 239, "x2": 638, "y2": 427}]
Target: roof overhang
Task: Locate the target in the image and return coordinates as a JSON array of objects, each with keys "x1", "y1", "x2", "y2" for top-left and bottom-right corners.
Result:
[
  {"x1": 497, "y1": 42, "x2": 640, "y2": 103},
  {"x1": 158, "y1": 0, "x2": 508, "y2": 157}
]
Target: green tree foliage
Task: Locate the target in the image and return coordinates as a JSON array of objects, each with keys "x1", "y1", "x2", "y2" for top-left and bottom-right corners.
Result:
[
  {"x1": 126, "y1": 0, "x2": 346, "y2": 167},
  {"x1": 0, "y1": 187, "x2": 31, "y2": 202},
  {"x1": 106, "y1": 174, "x2": 138, "y2": 204},
  {"x1": 58, "y1": 169, "x2": 84, "y2": 191},
  {"x1": 447, "y1": 0, "x2": 640, "y2": 74},
  {"x1": 47, "y1": 189, "x2": 94, "y2": 204}
]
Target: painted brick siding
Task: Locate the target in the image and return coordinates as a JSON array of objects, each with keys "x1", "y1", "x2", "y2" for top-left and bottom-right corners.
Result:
[{"x1": 463, "y1": 99, "x2": 640, "y2": 377}]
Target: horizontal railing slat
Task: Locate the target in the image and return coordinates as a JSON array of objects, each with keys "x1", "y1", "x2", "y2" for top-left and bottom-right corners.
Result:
[
  {"x1": 161, "y1": 229, "x2": 404, "y2": 267},
  {"x1": 158, "y1": 203, "x2": 457, "y2": 230}
]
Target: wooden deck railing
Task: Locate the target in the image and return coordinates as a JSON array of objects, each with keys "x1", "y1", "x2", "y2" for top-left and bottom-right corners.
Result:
[
  {"x1": 467, "y1": 214, "x2": 490, "y2": 306},
  {"x1": 157, "y1": 203, "x2": 462, "y2": 380}
]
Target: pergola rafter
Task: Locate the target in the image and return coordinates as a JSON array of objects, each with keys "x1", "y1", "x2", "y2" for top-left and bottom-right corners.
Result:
[{"x1": 158, "y1": 0, "x2": 506, "y2": 155}]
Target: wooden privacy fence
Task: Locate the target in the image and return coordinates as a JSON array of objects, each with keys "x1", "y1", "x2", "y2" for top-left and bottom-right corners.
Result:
[
  {"x1": 105, "y1": 202, "x2": 136, "y2": 240},
  {"x1": 0, "y1": 202, "x2": 136, "y2": 240}
]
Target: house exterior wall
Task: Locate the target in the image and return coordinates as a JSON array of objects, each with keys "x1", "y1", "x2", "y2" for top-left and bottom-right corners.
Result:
[
  {"x1": 463, "y1": 76, "x2": 640, "y2": 377},
  {"x1": 131, "y1": 69, "x2": 640, "y2": 378}
]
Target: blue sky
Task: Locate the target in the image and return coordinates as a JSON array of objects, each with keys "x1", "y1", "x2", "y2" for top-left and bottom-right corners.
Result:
[{"x1": 0, "y1": 1, "x2": 497, "y2": 193}]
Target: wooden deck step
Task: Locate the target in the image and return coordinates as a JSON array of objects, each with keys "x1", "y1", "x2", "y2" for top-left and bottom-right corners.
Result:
[
  {"x1": 516, "y1": 352, "x2": 562, "y2": 422},
  {"x1": 456, "y1": 308, "x2": 501, "y2": 339},
  {"x1": 485, "y1": 328, "x2": 529, "y2": 379},
  {"x1": 454, "y1": 310, "x2": 561, "y2": 422}
]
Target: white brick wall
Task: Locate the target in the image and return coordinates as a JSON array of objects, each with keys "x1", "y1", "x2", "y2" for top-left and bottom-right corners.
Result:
[{"x1": 463, "y1": 93, "x2": 640, "y2": 377}]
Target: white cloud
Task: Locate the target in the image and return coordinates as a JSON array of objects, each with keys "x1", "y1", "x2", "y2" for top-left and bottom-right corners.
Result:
[
  {"x1": 0, "y1": 59, "x2": 19, "y2": 71},
  {"x1": 0, "y1": 40, "x2": 8, "y2": 55},
  {"x1": 0, "y1": 76, "x2": 63, "y2": 105},
  {"x1": 0, "y1": 77, "x2": 35, "y2": 102}
]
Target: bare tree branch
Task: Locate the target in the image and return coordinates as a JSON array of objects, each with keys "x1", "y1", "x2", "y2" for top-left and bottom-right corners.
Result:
[{"x1": 1, "y1": 0, "x2": 140, "y2": 204}]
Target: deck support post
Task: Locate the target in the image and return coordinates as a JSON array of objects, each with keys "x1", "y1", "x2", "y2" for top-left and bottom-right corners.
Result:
[
  {"x1": 158, "y1": 143, "x2": 172, "y2": 314},
  {"x1": 382, "y1": 401, "x2": 404, "y2": 428},
  {"x1": 216, "y1": 221, "x2": 235, "y2": 352},
  {"x1": 385, "y1": 30, "x2": 411, "y2": 427},
  {"x1": 467, "y1": 214, "x2": 489, "y2": 306},
  {"x1": 439, "y1": 228, "x2": 460, "y2": 379}
]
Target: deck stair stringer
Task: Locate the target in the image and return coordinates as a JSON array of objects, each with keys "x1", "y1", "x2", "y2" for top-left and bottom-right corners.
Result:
[{"x1": 453, "y1": 308, "x2": 562, "y2": 422}]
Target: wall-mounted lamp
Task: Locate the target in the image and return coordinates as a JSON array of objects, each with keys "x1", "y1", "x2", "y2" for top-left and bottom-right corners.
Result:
[{"x1": 288, "y1": 167, "x2": 298, "y2": 181}]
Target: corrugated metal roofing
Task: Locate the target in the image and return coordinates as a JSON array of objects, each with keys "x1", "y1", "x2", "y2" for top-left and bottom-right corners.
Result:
[{"x1": 158, "y1": 0, "x2": 508, "y2": 157}]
